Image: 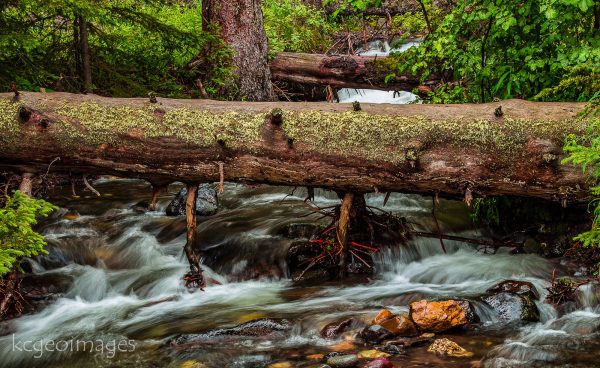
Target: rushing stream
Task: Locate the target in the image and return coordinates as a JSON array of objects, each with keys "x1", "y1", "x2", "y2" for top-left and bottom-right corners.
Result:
[
  {"x1": 0, "y1": 180, "x2": 598, "y2": 368},
  {"x1": 1, "y1": 40, "x2": 599, "y2": 368}
]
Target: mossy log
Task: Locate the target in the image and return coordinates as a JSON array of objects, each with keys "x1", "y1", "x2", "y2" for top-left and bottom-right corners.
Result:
[
  {"x1": 0, "y1": 92, "x2": 591, "y2": 203},
  {"x1": 270, "y1": 52, "x2": 439, "y2": 91}
]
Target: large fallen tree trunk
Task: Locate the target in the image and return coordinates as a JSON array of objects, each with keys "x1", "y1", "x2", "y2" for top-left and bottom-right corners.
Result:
[
  {"x1": 0, "y1": 92, "x2": 591, "y2": 203},
  {"x1": 270, "y1": 52, "x2": 439, "y2": 91}
]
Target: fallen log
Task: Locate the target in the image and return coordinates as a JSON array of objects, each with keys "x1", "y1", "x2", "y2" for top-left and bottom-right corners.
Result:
[
  {"x1": 270, "y1": 52, "x2": 439, "y2": 91},
  {"x1": 0, "y1": 92, "x2": 591, "y2": 203}
]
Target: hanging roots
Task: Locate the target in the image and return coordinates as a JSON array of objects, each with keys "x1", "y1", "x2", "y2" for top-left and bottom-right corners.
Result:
[{"x1": 294, "y1": 194, "x2": 410, "y2": 281}]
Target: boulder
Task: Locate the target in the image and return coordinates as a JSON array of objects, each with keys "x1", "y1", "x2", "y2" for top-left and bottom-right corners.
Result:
[
  {"x1": 378, "y1": 315, "x2": 418, "y2": 337},
  {"x1": 165, "y1": 184, "x2": 218, "y2": 216},
  {"x1": 482, "y1": 292, "x2": 539, "y2": 322},
  {"x1": 486, "y1": 280, "x2": 539, "y2": 299},
  {"x1": 320, "y1": 318, "x2": 353, "y2": 338},
  {"x1": 427, "y1": 338, "x2": 474, "y2": 358},
  {"x1": 409, "y1": 299, "x2": 476, "y2": 332}
]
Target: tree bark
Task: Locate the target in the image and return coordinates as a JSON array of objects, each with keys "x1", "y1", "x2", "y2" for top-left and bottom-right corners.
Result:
[
  {"x1": 202, "y1": 0, "x2": 275, "y2": 101},
  {"x1": 77, "y1": 16, "x2": 93, "y2": 94},
  {"x1": 0, "y1": 92, "x2": 591, "y2": 203},
  {"x1": 270, "y1": 52, "x2": 438, "y2": 91}
]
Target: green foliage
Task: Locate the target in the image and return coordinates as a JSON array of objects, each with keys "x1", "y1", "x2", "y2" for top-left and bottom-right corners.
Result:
[
  {"x1": 0, "y1": 0, "x2": 232, "y2": 98},
  {"x1": 470, "y1": 197, "x2": 500, "y2": 226},
  {"x1": 263, "y1": 0, "x2": 337, "y2": 57},
  {"x1": 400, "y1": 0, "x2": 600, "y2": 103},
  {"x1": 0, "y1": 191, "x2": 57, "y2": 276},
  {"x1": 563, "y1": 107, "x2": 600, "y2": 249},
  {"x1": 324, "y1": 0, "x2": 382, "y2": 18}
]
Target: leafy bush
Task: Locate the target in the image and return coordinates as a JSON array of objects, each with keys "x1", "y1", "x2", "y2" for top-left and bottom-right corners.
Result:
[
  {"x1": 0, "y1": 191, "x2": 57, "y2": 276},
  {"x1": 400, "y1": 0, "x2": 600, "y2": 103},
  {"x1": 263, "y1": 0, "x2": 337, "y2": 57}
]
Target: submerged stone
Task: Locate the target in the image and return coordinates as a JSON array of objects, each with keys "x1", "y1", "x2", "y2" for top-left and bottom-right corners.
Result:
[
  {"x1": 427, "y1": 338, "x2": 474, "y2": 358},
  {"x1": 326, "y1": 354, "x2": 359, "y2": 368},
  {"x1": 359, "y1": 358, "x2": 394, "y2": 368},
  {"x1": 320, "y1": 318, "x2": 353, "y2": 338},
  {"x1": 378, "y1": 315, "x2": 418, "y2": 337}
]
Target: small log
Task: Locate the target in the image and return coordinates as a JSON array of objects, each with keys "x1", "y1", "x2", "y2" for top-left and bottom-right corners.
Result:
[
  {"x1": 183, "y1": 184, "x2": 205, "y2": 289},
  {"x1": 270, "y1": 52, "x2": 439, "y2": 91}
]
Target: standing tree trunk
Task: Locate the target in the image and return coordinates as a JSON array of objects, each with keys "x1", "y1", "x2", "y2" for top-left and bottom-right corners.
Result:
[
  {"x1": 202, "y1": 0, "x2": 275, "y2": 101},
  {"x1": 77, "y1": 16, "x2": 93, "y2": 94}
]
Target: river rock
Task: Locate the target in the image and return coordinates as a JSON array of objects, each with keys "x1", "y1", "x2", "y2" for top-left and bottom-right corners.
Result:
[
  {"x1": 320, "y1": 318, "x2": 353, "y2": 338},
  {"x1": 409, "y1": 299, "x2": 476, "y2": 332},
  {"x1": 165, "y1": 184, "x2": 218, "y2": 216},
  {"x1": 427, "y1": 338, "x2": 474, "y2": 358},
  {"x1": 378, "y1": 315, "x2": 418, "y2": 337},
  {"x1": 384, "y1": 333, "x2": 434, "y2": 348},
  {"x1": 372, "y1": 309, "x2": 393, "y2": 324},
  {"x1": 326, "y1": 354, "x2": 359, "y2": 368},
  {"x1": 482, "y1": 292, "x2": 539, "y2": 322},
  {"x1": 359, "y1": 358, "x2": 394, "y2": 368},
  {"x1": 486, "y1": 280, "x2": 540, "y2": 299},
  {"x1": 171, "y1": 318, "x2": 292, "y2": 345},
  {"x1": 356, "y1": 350, "x2": 390, "y2": 359},
  {"x1": 358, "y1": 324, "x2": 394, "y2": 344}
]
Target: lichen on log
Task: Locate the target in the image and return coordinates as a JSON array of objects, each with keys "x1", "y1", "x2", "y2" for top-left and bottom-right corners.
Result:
[{"x1": 0, "y1": 92, "x2": 591, "y2": 203}]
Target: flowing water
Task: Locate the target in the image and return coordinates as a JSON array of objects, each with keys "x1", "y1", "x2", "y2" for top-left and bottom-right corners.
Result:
[
  {"x1": 1, "y1": 39, "x2": 599, "y2": 368},
  {"x1": 0, "y1": 180, "x2": 598, "y2": 368}
]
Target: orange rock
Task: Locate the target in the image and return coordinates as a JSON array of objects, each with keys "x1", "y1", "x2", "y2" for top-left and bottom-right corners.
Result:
[
  {"x1": 372, "y1": 309, "x2": 394, "y2": 324},
  {"x1": 328, "y1": 341, "x2": 356, "y2": 352},
  {"x1": 379, "y1": 315, "x2": 418, "y2": 336},
  {"x1": 306, "y1": 354, "x2": 324, "y2": 360},
  {"x1": 410, "y1": 300, "x2": 470, "y2": 332}
]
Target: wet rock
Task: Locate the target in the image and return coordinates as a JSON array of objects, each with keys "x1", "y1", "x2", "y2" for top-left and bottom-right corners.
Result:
[
  {"x1": 321, "y1": 318, "x2": 353, "y2": 338},
  {"x1": 409, "y1": 299, "x2": 476, "y2": 332},
  {"x1": 372, "y1": 309, "x2": 393, "y2": 325},
  {"x1": 276, "y1": 223, "x2": 319, "y2": 239},
  {"x1": 131, "y1": 200, "x2": 150, "y2": 213},
  {"x1": 427, "y1": 338, "x2": 474, "y2": 358},
  {"x1": 171, "y1": 318, "x2": 292, "y2": 345},
  {"x1": 307, "y1": 353, "x2": 325, "y2": 360},
  {"x1": 329, "y1": 341, "x2": 356, "y2": 352},
  {"x1": 522, "y1": 237, "x2": 542, "y2": 254},
  {"x1": 359, "y1": 358, "x2": 394, "y2": 368},
  {"x1": 486, "y1": 280, "x2": 540, "y2": 299},
  {"x1": 180, "y1": 360, "x2": 207, "y2": 368},
  {"x1": 482, "y1": 292, "x2": 539, "y2": 322},
  {"x1": 326, "y1": 354, "x2": 359, "y2": 368},
  {"x1": 358, "y1": 324, "x2": 394, "y2": 344},
  {"x1": 384, "y1": 333, "x2": 434, "y2": 348},
  {"x1": 356, "y1": 350, "x2": 390, "y2": 359},
  {"x1": 267, "y1": 362, "x2": 293, "y2": 368},
  {"x1": 166, "y1": 184, "x2": 218, "y2": 216},
  {"x1": 378, "y1": 315, "x2": 418, "y2": 337}
]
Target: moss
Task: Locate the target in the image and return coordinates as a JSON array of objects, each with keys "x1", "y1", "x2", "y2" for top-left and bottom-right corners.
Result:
[
  {"x1": 0, "y1": 96, "x2": 588, "y2": 165},
  {"x1": 0, "y1": 99, "x2": 24, "y2": 147}
]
